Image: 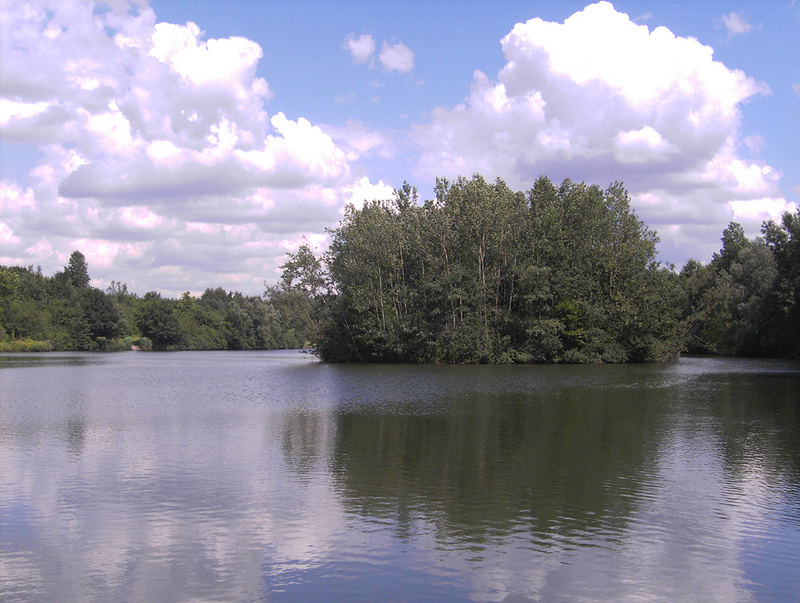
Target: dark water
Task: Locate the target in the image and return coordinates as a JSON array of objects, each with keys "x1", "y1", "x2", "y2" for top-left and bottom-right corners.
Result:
[{"x1": 1, "y1": 351, "x2": 799, "y2": 601}]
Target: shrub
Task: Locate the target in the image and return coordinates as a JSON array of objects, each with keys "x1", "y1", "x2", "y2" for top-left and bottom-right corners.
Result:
[{"x1": 0, "y1": 339, "x2": 53, "y2": 352}]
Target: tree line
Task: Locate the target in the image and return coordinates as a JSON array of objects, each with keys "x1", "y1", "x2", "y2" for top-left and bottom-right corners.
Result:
[
  {"x1": 287, "y1": 175, "x2": 800, "y2": 362},
  {"x1": 0, "y1": 250, "x2": 318, "y2": 352},
  {"x1": 1, "y1": 174, "x2": 798, "y2": 360},
  {"x1": 312, "y1": 175, "x2": 679, "y2": 362}
]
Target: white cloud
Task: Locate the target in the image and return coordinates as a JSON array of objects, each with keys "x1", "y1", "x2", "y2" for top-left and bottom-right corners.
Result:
[
  {"x1": 412, "y1": 1, "x2": 775, "y2": 265},
  {"x1": 0, "y1": 99, "x2": 51, "y2": 124},
  {"x1": 614, "y1": 125, "x2": 677, "y2": 164},
  {"x1": 0, "y1": 0, "x2": 391, "y2": 295},
  {"x1": 379, "y1": 40, "x2": 414, "y2": 72},
  {"x1": 341, "y1": 176, "x2": 396, "y2": 211},
  {"x1": 743, "y1": 135, "x2": 764, "y2": 155},
  {"x1": 0, "y1": 222, "x2": 20, "y2": 245},
  {"x1": 721, "y1": 12, "x2": 752, "y2": 35},
  {"x1": 69, "y1": 238, "x2": 147, "y2": 268},
  {"x1": 346, "y1": 35, "x2": 414, "y2": 76},
  {"x1": 321, "y1": 119, "x2": 396, "y2": 161},
  {"x1": 0, "y1": 180, "x2": 36, "y2": 214},
  {"x1": 729, "y1": 197, "x2": 796, "y2": 223},
  {"x1": 149, "y1": 21, "x2": 268, "y2": 91},
  {"x1": 118, "y1": 206, "x2": 165, "y2": 229},
  {"x1": 344, "y1": 33, "x2": 375, "y2": 64}
]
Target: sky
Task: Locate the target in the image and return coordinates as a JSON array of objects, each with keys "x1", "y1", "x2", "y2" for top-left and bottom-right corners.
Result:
[{"x1": 1, "y1": 0, "x2": 799, "y2": 297}]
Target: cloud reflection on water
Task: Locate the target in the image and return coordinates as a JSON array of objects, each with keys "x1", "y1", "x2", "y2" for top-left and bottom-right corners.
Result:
[{"x1": 1, "y1": 352, "x2": 799, "y2": 600}]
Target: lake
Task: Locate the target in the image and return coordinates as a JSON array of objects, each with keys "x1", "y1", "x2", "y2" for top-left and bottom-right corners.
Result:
[{"x1": 1, "y1": 351, "x2": 799, "y2": 601}]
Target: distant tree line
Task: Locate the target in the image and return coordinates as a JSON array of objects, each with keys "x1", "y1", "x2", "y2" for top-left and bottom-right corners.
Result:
[
  {"x1": 2, "y1": 174, "x2": 798, "y2": 360},
  {"x1": 0, "y1": 251, "x2": 317, "y2": 352}
]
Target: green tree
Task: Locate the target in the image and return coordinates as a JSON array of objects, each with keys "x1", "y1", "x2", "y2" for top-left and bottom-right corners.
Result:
[
  {"x1": 319, "y1": 174, "x2": 678, "y2": 363},
  {"x1": 280, "y1": 244, "x2": 328, "y2": 298},
  {"x1": 678, "y1": 259, "x2": 718, "y2": 353},
  {"x1": 712, "y1": 222, "x2": 748, "y2": 273},
  {"x1": 136, "y1": 292, "x2": 179, "y2": 350},
  {"x1": 267, "y1": 244, "x2": 330, "y2": 348},
  {"x1": 763, "y1": 209, "x2": 800, "y2": 356},
  {"x1": 5, "y1": 298, "x2": 49, "y2": 340},
  {"x1": 0, "y1": 268, "x2": 18, "y2": 299},
  {"x1": 65, "y1": 250, "x2": 90, "y2": 289},
  {"x1": 80, "y1": 287, "x2": 122, "y2": 339},
  {"x1": 681, "y1": 220, "x2": 787, "y2": 357}
]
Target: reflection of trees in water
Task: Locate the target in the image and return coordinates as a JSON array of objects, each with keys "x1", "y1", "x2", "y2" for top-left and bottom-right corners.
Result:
[
  {"x1": 280, "y1": 410, "x2": 336, "y2": 478},
  {"x1": 329, "y1": 386, "x2": 670, "y2": 544},
  {"x1": 66, "y1": 416, "x2": 86, "y2": 456},
  {"x1": 698, "y1": 373, "x2": 800, "y2": 488},
  {"x1": 324, "y1": 365, "x2": 800, "y2": 547}
]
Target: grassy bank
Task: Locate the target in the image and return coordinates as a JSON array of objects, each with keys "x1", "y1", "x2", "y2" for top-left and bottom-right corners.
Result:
[{"x1": 0, "y1": 339, "x2": 53, "y2": 352}]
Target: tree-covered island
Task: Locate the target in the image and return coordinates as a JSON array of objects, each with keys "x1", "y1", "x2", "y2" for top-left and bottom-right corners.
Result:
[{"x1": 2, "y1": 175, "x2": 798, "y2": 361}]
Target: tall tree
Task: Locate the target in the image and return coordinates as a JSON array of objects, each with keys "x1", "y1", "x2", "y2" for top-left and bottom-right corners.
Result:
[
  {"x1": 267, "y1": 244, "x2": 330, "y2": 348},
  {"x1": 65, "y1": 250, "x2": 90, "y2": 289},
  {"x1": 136, "y1": 292, "x2": 179, "y2": 350},
  {"x1": 319, "y1": 175, "x2": 679, "y2": 363},
  {"x1": 763, "y1": 209, "x2": 800, "y2": 355},
  {"x1": 80, "y1": 287, "x2": 122, "y2": 339}
]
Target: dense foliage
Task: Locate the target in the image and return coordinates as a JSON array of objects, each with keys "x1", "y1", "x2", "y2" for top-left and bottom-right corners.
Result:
[
  {"x1": 0, "y1": 251, "x2": 317, "y2": 352},
  {"x1": 679, "y1": 212, "x2": 800, "y2": 357},
  {"x1": 317, "y1": 175, "x2": 682, "y2": 363},
  {"x1": 2, "y1": 175, "x2": 798, "y2": 361}
]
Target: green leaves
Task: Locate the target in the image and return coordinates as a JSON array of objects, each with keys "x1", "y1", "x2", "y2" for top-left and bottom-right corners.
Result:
[
  {"x1": 680, "y1": 212, "x2": 799, "y2": 358},
  {"x1": 320, "y1": 175, "x2": 679, "y2": 363},
  {"x1": 65, "y1": 250, "x2": 90, "y2": 289},
  {"x1": 135, "y1": 292, "x2": 179, "y2": 350}
]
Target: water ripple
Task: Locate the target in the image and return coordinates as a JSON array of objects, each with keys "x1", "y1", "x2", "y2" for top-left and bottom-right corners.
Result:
[{"x1": 2, "y1": 352, "x2": 799, "y2": 601}]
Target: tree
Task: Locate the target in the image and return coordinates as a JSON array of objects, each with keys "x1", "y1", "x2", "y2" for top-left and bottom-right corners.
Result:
[
  {"x1": 680, "y1": 217, "x2": 792, "y2": 357},
  {"x1": 280, "y1": 244, "x2": 328, "y2": 297},
  {"x1": 0, "y1": 268, "x2": 18, "y2": 299},
  {"x1": 80, "y1": 287, "x2": 122, "y2": 339},
  {"x1": 136, "y1": 292, "x2": 179, "y2": 350},
  {"x1": 319, "y1": 175, "x2": 679, "y2": 363},
  {"x1": 267, "y1": 245, "x2": 330, "y2": 348},
  {"x1": 678, "y1": 259, "x2": 717, "y2": 353},
  {"x1": 65, "y1": 250, "x2": 90, "y2": 289},
  {"x1": 712, "y1": 222, "x2": 748, "y2": 273},
  {"x1": 763, "y1": 209, "x2": 800, "y2": 356}
]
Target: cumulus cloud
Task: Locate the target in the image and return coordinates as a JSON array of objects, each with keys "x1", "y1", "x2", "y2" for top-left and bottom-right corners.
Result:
[
  {"x1": 0, "y1": 0, "x2": 391, "y2": 295},
  {"x1": 412, "y1": 1, "x2": 788, "y2": 265},
  {"x1": 340, "y1": 176, "x2": 396, "y2": 211},
  {"x1": 721, "y1": 12, "x2": 752, "y2": 35},
  {"x1": 379, "y1": 40, "x2": 414, "y2": 72},
  {"x1": 321, "y1": 119, "x2": 397, "y2": 161},
  {"x1": 344, "y1": 33, "x2": 375, "y2": 64}
]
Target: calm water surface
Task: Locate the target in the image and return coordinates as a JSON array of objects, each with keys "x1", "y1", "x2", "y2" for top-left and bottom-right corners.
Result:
[{"x1": 1, "y1": 351, "x2": 799, "y2": 601}]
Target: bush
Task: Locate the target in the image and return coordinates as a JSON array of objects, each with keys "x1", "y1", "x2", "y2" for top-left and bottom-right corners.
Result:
[
  {"x1": 0, "y1": 339, "x2": 53, "y2": 352},
  {"x1": 132, "y1": 336, "x2": 152, "y2": 351}
]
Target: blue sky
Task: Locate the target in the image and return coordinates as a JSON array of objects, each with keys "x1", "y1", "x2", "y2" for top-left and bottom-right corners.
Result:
[{"x1": 1, "y1": 0, "x2": 798, "y2": 295}]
